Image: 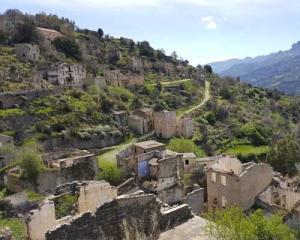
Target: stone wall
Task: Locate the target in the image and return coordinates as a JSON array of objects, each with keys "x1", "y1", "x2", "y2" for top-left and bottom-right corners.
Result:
[
  {"x1": 4, "y1": 191, "x2": 28, "y2": 207},
  {"x1": 37, "y1": 155, "x2": 99, "y2": 194},
  {"x1": 160, "y1": 204, "x2": 193, "y2": 232},
  {"x1": 154, "y1": 111, "x2": 177, "y2": 139},
  {"x1": 42, "y1": 134, "x2": 123, "y2": 151},
  {"x1": 46, "y1": 192, "x2": 162, "y2": 240},
  {"x1": 26, "y1": 200, "x2": 57, "y2": 240},
  {"x1": 77, "y1": 181, "x2": 117, "y2": 213},
  {"x1": 15, "y1": 43, "x2": 39, "y2": 62},
  {"x1": 182, "y1": 187, "x2": 204, "y2": 215},
  {"x1": 117, "y1": 177, "x2": 139, "y2": 195}
]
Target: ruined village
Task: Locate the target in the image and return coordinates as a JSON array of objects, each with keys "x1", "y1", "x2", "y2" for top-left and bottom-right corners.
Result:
[{"x1": 0, "y1": 9, "x2": 300, "y2": 240}]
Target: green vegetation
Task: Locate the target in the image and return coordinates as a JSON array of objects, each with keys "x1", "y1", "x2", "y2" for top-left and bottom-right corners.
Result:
[
  {"x1": 98, "y1": 159, "x2": 124, "y2": 186},
  {"x1": 224, "y1": 145, "x2": 270, "y2": 160},
  {"x1": 53, "y1": 36, "x2": 82, "y2": 60},
  {"x1": 54, "y1": 194, "x2": 77, "y2": 219},
  {"x1": 0, "y1": 213, "x2": 26, "y2": 240},
  {"x1": 267, "y1": 135, "x2": 300, "y2": 176},
  {"x1": 205, "y1": 207, "x2": 295, "y2": 240},
  {"x1": 0, "y1": 108, "x2": 25, "y2": 119},
  {"x1": 19, "y1": 144, "x2": 43, "y2": 185},
  {"x1": 168, "y1": 138, "x2": 205, "y2": 157}
]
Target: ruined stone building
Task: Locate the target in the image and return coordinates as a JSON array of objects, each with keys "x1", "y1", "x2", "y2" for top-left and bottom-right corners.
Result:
[
  {"x1": 112, "y1": 110, "x2": 127, "y2": 126},
  {"x1": 41, "y1": 63, "x2": 86, "y2": 85},
  {"x1": 5, "y1": 149, "x2": 99, "y2": 194},
  {"x1": 103, "y1": 70, "x2": 144, "y2": 87},
  {"x1": 117, "y1": 140, "x2": 166, "y2": 175},
  {"x1": 45, "y1": 191, "x2": 196, "y2": 240},
  {"x1": 153, "y1": 110, "x2": 194, "y2": 139},
  {"x1": 25, "y1": 180, "x2": 117, "y2": 240},
  {"x1": 128, "y1": 108, "x2": 154, "y2": 134},
  {"x1": 15, "y1": 43, "x2": 40, "y2": 62},
  {"x1": 259, "y1": 173, "x2": 300, "y2": 211},
  {"x1": 37, "y1": 27, "x2": 62, "y2": 42},
  {"x1": 128, "y1": 56, "x2": 144, "y2": 72},
  {"x1": 135, "y1": 150, "x2": 185, "y2": 204},
  {"x1": 207, "y1": 156, "x2": 273, "y2": 210},
  {"x1": 154, "y1": 110, "x2": 177, "y2": 139},
  {"x1": 182, "y1": 153, "x2": 197, "y2": 173}
]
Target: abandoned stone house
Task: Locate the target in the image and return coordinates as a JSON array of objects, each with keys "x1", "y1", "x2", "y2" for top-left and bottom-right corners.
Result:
[
  {"x1": 15, "y1": 43, "x2": 40, "y2": 62},
  {"x1": 41, "y1": 63, "x2": 86, "y2": 85},
  {"x1": 127, "y1": 56, "x2": 144, "y2": 72},
  {"x1": 5, "y1": 149, "x2": 99, "y2": 194},
  {"x1": 103, "y1": 70, "x2": 144, "y2": 87},
  {"x1": 128, "y1": 108, "x2": 154, "y2": 134},
  {"x1": 153, "y1": 110, "x2": 194, "y2": 139},
  {"x1": 112, "y1": 110, "x2": 127, "y2": 126},
  {"x1": 182, "y1": 152, "x2": 197, "y2": 173},
  {"x1": 25, "y1": 180, "x2": 117, "y2": 240},
  {"x1": 117, "y1": 140, "x2": 166, "y2": 175},
  {"x1": 83, "y1": 75, "x2": 106, "y2": 89},
  {"x1": 207, "y1": 155, "x2": 273, "y2": 210},
  {"x1": 259, "y1": 173, "x2": 300, "y2": 210},
  {"x1": 135, "y1": 150, "x2": 185, "y2": 204},
  {"x1": 37, "y1": 27, "x2": 62, "y2": 42}
]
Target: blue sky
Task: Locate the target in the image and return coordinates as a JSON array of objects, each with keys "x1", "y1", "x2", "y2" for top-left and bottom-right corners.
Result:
[{"x1": 1, "y1": 0, "x2": 300, "y2": 65}]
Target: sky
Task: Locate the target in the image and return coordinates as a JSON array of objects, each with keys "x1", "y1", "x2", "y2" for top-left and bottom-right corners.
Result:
[{"x1": 1, "y1": 0, "x2": 300, "y2": 65}]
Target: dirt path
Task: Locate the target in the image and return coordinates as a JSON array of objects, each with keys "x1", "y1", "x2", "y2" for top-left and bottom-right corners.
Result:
[
  {"x1": 147, "y1": 78, "x2": 192, "y2": 86},
  {"x1": 179, "y1": 81, "x2": 210, "y2": 117}
]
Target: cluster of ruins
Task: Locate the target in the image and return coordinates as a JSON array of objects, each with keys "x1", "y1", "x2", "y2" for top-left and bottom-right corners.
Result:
[{"x1": 124, "y1": 108, "x2": 194, "y2": 139}]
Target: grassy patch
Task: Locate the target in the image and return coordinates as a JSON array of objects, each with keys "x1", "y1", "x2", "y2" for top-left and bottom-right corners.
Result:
[
  {"x1": 0, "y1": 214, "x2": 26, "y2": 240},
  {"x1": 0, "y1": 108, "x2": 25, "y2": 119},
  {"x1": 224, "y1": 145, "x2": 270, "y2": 156},
  {"x1": 167, "y1": 138, "x2": 205, "y2": 157}
]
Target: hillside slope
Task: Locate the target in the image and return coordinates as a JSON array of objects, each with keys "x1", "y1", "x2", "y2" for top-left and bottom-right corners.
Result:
[{"x1": 209, "y1": 41, "x2": 300, "y2": 95}]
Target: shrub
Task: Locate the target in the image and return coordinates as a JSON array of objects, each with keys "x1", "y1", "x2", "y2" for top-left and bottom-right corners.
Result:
[
  {"x1": 53, "y1": 36, "x2": 82, "y2": 60},
  {"x1": 13, "y1": 16, "x2": 40, "y2": 43},
  {"x1": 98, "y1": 160, "x2": 124, "y2": 186},
  {"x1": 54, "y1": 194, "x2": 77, "y2": 219},
  {"x1": 19, "y1": 147, "x2": 42, "y2": 185},
  {"x1": 168, "y1": 138, "x2": 205, "y2": 157},
  {"x1": 205, "y1": 207, "x2": 295, "y2": 240},
  {"x1": 240, "y1": 122, "x2": 268, "y2": 145}
]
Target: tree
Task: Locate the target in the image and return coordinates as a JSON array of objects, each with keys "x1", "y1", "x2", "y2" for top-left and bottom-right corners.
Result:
[
  {"x1": 97, "y1": 28, "x2": 104, "y2": 38},
  {"x1": 53, "y1": 36, "x2": 82, "y2": 60},
  {"x1": 138, "y1": 41, "x2": 154, "y2": 57},
  {"x1": 171, "y1": 51, "x2": 178, "y2": 61},
  {"x1": 13, "y1": 16, "x2": 40, "y2": 43},
  {"x1": 267, "y1": 135, "x2": 300, "y2": 176},
  {"x1": 205, "y1": 207, "x2": 295, "y2": 240},
  {"x1": 204, "y1": 64, "x2": 213, "y2": 74}
]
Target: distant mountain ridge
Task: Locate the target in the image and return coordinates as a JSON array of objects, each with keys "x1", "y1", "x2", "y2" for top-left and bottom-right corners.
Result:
[{"x1": 209, "y1": 41, "x2": 300, "y2": 95}]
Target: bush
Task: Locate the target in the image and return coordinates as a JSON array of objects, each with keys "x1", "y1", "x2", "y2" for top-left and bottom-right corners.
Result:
[
  {"x1": 98, "y1": 160, "x2": 124, "y2": 186},
  {"x1": 19, "y1": 147, "x2": 42, "y2": 185},
  {"x1": 54, "y1": 194, "x2": 77, "y2": 219},
  {"x1": 240, "y1": 122, "x2": 268, "y2": 145},
  {"x1": 53, "y1": 36, "x2": 82, "y2": 60},
  {"x1": 13, "y1": 16, "x2": 40, "y2": 43},
  {"x1": 168, "y1": 138, "x2": 205, "y2": 157},
  {"x1": 205, "y1": 207, "x2": 295, "y2": 240}
]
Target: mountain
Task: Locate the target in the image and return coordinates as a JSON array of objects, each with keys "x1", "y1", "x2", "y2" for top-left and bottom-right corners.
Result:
[{"x1": 209, "y1": 41, "x2": 300, "y2": 95}]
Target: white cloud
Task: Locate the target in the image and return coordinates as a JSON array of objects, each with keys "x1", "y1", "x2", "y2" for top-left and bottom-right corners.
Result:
[{"x1": 201, "y1": 16, "x2": 218, "y2": 30}]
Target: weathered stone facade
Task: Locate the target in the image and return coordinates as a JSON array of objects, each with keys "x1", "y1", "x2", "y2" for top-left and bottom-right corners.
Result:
[
  {"x1": 182, "y1": 153, "x2": 197, "y2": 173},
  {"x1": 154, "y1": 110, "x2": 177, "y2": 139},
  {"x1": 128, "y1": 108, "x2": 154, "y2": 134},
  {"x1": 113, "y1": 110, "x2": 127, "y2": 126},
  {"x1": 207, "y1": 156, "x2": 273, "y2": 210},
  {"x1": 154, "y1": 111, "x2": 194, "y2": 139},
  {"x1": 182, "y1": 185, "x2": 204, "y2": 215},
  {"x1": 103, "y1": 70, "x2": 144, "y2": 87},
  {"x1": 42, "y1": 63, "x2": 86, "y2": 85},
  {"x1": 15, "y1": 43, "x2": 39, "y2": 62}
]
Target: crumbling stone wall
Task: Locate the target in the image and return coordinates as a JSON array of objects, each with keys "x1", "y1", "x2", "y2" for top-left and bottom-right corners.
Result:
[
  {"x1": 160, "y1": 204, "x2": 193, "y2": 232},
  {"x1": 46, "y1": 192, "x2": 162, "y2": 240},
  {"x1": 26, "y1": 200, "x2": 56, "y2": 240},
  {"x1": 117, "y1": 177, "x2": 139, "y2": 195},
  {"x1": 77, "y1": 181, "x2": 117, "y2": 213},
  {"x1": 182, "y1": 187, "x2": 204, "y2": 215}
]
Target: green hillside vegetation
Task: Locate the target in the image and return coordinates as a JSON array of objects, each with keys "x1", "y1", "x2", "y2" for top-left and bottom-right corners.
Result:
[{"x1": 0, "y1": 9, "x2": 299, "y2": 177}]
